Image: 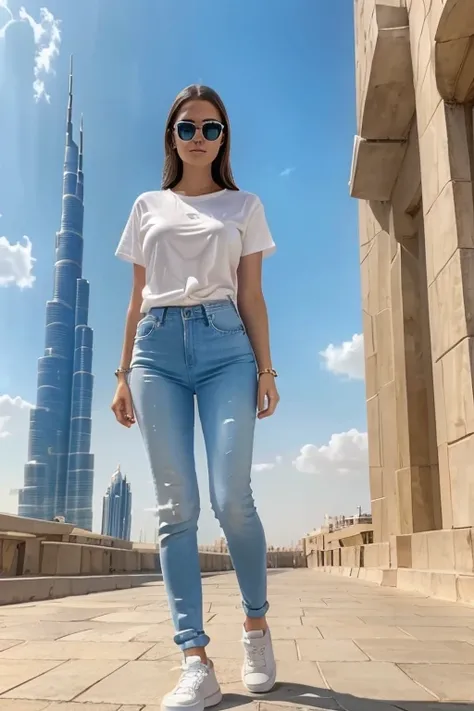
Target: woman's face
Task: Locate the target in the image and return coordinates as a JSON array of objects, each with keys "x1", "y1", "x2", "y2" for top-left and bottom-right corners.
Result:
[{"x1": 172, "y1": 99, "x2": 224, "y2": 168}]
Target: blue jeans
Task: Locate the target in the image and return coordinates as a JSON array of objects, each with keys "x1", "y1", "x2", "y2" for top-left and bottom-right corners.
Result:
[{"x1": 129, "y1": 299, "x2": 269, "y2": 650}]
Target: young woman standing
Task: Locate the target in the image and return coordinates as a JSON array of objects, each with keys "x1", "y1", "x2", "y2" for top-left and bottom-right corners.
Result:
[{"x1": 112, "y1": 84, "x2": 279, "y2": 711}]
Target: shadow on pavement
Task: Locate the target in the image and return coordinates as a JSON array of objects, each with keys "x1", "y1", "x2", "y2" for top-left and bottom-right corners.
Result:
[{"x1": 218, "y1": 682, "x2": 473, "y2": 710}]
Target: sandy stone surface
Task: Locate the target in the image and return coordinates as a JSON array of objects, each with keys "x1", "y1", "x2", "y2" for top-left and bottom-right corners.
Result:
[{"x1": 0, "y1": 569, "x2": 473, "y2": 709}]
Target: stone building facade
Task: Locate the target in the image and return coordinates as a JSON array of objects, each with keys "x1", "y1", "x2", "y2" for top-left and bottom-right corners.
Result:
[{"x1": 350, "y1": 1, "x2": 474, "y2": 546}]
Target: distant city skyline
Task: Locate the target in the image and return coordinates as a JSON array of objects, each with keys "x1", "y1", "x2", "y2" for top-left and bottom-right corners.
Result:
[
  {"x1": 101, "y1": 465, "x2": 132, "y2": 541},
  {"x1": 18, "y1": 59, "x2": 94, "y2": 530}
]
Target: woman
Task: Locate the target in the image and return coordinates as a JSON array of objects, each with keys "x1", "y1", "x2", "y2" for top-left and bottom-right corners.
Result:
[{"x1": 112, "y1": 84, "x2": 279, "y2": 711}]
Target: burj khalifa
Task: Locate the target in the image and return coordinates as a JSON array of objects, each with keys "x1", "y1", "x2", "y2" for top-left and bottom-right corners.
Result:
[{"x1": 19, "y1": 59, "x2": 95, "y2": 531}]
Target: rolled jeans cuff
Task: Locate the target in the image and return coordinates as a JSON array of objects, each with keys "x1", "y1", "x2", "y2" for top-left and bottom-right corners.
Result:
[
  {"x1": 242, "y1": 600, "x2": 269, "y2": 618},
  {"x1": 175, "y1": 631, "x2": 210, "y2": 650}
]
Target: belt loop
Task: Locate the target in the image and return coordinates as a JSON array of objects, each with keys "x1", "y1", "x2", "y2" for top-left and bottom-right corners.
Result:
[
  {"x1": 201, "y1": 303, "x2": 211, "y2": 327},
  {"x1": 161, "y1": 307, "x2": 168, "y2": 325}
]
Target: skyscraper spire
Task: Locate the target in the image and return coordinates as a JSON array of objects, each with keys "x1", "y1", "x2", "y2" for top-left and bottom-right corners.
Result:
[
  {"x1": 67, "y1": 55, "x2": 73, "y2": 139},
  {"x1": 79, "y1": 113, "x2": 84, "y2": 171}
]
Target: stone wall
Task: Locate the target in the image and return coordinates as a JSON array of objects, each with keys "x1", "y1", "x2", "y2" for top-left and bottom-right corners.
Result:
[
  {"x1": 351, "y1": 0, "x2": 474, "y2": 546},
  {"x1": 0, "y1": 512, "x2": 306, "y2": 604}
]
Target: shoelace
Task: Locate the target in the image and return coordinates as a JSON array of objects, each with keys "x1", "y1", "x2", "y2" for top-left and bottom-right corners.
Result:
[
  {"x1": 175, "y1": 664, "x2": 207, "y2": 694},
  {"x1": 243, "y1": 640, "x2": 267, "y2": 669}
]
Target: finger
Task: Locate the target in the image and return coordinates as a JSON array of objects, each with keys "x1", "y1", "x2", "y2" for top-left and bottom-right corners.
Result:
[
  {"x1": 113, "y1": 402, "x2": 132, "y2": 428},
  {"x1": 258, "y1": 393, "x2": 278, "y2": 419},
  {"x1": 257, "y1": 387, "x2": 266, "y2": 414}
]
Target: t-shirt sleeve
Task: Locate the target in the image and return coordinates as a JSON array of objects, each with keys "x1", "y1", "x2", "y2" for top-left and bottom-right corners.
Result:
[
  {"x1": 115, "y1": 199, "x2": 145, "y2": 267},
  {"x1": 241, "y1": 197, "x2": 276, "y2": 258}
]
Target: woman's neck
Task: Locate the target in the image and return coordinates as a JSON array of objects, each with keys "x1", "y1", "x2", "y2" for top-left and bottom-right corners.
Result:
[{"x1": 174, "y1": 167, "x2": 221, "y2": 197}]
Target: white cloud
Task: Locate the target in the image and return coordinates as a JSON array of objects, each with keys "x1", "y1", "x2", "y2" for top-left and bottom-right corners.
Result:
[
  {"x1": 0, "y1": 2, "x2": 61, "y2": 102},
  {"x1": 0, "y1": 395, "x2": 33, "y2": 439},
  {"x1": 320, "y1": 333, "x2": 365, "y2": 380},
  {"x1": 252, "y1": 463, "x2": 275, "y2": 472},
  {"x1": 293, "y1": 429, "x2": 368, "y2": 475},
  {"x1": 252, "y1": 455, "x2": 284, "y2": 473},
  {"x1": 0, "y1": 234, "x2": 35, "y2": 288},
  {"x1": 0, "y1": 0, "x2": 15, "y2": 38},
  {"x1": 280, "y1": 167, "x2": 295, "y2": 178}
]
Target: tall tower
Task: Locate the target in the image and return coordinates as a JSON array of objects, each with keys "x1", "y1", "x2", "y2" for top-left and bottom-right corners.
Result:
[
  {"x1": 101, "y1": 466, "x2": 132, "y2": 541},
  {"x1": 19, "y1": 58, "x2": 94, "y2": 530}
]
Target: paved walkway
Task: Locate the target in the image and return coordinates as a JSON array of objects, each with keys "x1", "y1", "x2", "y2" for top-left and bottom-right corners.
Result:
[{"x1": 0, "y1": 570, "x2": 473, "y2": 710}]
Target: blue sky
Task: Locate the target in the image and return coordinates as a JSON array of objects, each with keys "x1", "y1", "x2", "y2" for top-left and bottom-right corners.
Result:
[{"x1": 0, "y1": 0, "x2": 369, "y2": 545}]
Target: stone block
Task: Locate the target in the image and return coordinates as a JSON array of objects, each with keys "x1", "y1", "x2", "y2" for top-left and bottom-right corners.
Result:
[
  {"x1": 453, "y1": 528, "x2": 474, "y2": 573},
  {"x1": 40, "y1": 542, "x2": 59, "y2": 576},
  {"x1": 370, "y1": 466, "x2": 383, "y2": 501},
  {"x1": 426, "y1": 529, "x2": 455, "y2": 571},
  {"x1": 357, "y1": 6, "x2": 414, "y2": 140},
  {"x1": 22, "y1": 538, "x2": 41, "y2": 576},
  {"x1": 367, "y1": 395, "x2": 382, "y2": 467},
  {"x1": 438, "y1": 443, "x2": 453, "y2": 529},
  {"x1": 456, "y1": 574, "x2": 474, "y2": 603},
  {"x1": 390, "y1": 534, "x2": 412, "y2": 568},
  {"x1": 350, "y1": 136, "x2": 407, "y2": 201},
  {"x1": 448, "y1": 433, "x2": 474, "y2": 528},
  {"x1": 429, "y1": 249, "x2": 474, "y2": 362},
  {"x1": 0, "y1": 539, "x2": 20, "y2": 576},
  {"x1": 419, "y1": 101, "x2": 471, "y2": 214},
  {"x1": 411, "y1": 532, "x2": 429, "y2": 569},
  {"x1": 379, "y1": 380, "x2": 399, "y2": 472},
  {"x1": 441, "y1": 336, "x2": 474, "y2": 443}
]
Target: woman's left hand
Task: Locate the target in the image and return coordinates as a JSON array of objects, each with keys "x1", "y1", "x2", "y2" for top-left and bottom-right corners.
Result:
[{"x1": 257, "y1": 374, "x2": 280, "y2": 419}]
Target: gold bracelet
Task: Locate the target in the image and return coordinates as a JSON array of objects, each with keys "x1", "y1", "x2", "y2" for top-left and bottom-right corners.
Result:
[{"x1": 258, "y1": 368, "x2": 278, "y2": 378}]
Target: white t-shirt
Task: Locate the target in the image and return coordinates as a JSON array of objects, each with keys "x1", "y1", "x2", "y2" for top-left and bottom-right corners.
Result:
[{"x1": 115, "y1": 189, "x2": 275, "y2": 311}]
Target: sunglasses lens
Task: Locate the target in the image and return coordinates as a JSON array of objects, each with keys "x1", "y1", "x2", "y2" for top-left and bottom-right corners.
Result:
[
  {"x1": 176, "y1": 122, "x2": 195, "y2": 141},
  {"x1": 202, "y1": 122, "x2": 222, "y2": 141}
]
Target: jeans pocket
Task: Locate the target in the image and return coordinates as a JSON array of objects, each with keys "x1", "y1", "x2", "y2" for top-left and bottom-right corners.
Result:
[
  {"x1": 208, "y1": 307, "x2": 245, "y2": 335},
  {"x1": 135, "y1": 315, "x2": 158, "y2": 341}
]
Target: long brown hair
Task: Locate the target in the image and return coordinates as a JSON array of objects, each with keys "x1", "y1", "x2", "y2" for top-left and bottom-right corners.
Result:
[{"x1": 162, "y1": 85, "x2": 239, "y2": 191}]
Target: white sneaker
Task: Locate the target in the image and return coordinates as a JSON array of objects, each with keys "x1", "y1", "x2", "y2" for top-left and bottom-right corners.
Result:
[
  {"x1": 242, "y1": 628, "x2": 277, "y2": 693},
  {"x1": 162, "y1": 656, "x2": 222, "y2": 711}
]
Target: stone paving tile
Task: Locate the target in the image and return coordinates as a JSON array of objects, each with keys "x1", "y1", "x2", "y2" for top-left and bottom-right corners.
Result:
[
  {"x1": 0, "y1": 702, "x2": 51, "y2": 711},
  {"x1": 399, "y1": 625, "x2": 474, "y2": 641},
  {"x1": 60, "y1": 624, "x2": 151, "y2": 642},
  {"x1": 317, "y1": 626, "x2": 411, "y2": 640},
  {"x1": 296, "y1": 640, "x2": 369, "y2": 662},
  {"x1": 91, "y1": 612, "x2": 172, "y2": 624},
  {"x1": 0, "y1": 641, "x2": 154, "y2": 661},
  {"x1": 302, "y1": 616, "x2": 369, "y2": 627},
  {"x1": 356, "y1": 638, "x2": 474, "y2": 663},
  {"x1": 76, "y1": 661, "x2": 189, "y2": 705},
  {"x1": 359, "y1": 615, "x2": 474, "y2": 627},
  {"x1": 42, "y1": 705, "x2": 120, "y2": 711},
  {"x1": 3, "y1": 660, "x2": 125, "y2": 701},
  {"x1": 399, "y1": 663, "x2": 474, "y2": 702},
  {"x1": 208, "y1": 614, "x2": 303, "y2": 626},
  {"x1": 0, "y1": 623, "x2": 94, "y2": 642},
  {"x1": 0, "y1": 660, "x2": 63, "y2": 695},
  {"x1": 319, "y1": 661, "x2": 436, "y2": 701}
]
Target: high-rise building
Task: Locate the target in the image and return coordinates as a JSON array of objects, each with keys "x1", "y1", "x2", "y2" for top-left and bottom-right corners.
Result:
[
  {"x1": 101, "y1": 466, "x2": 132, "y2": 541},
  {"x1": 19, "y1": 58, "x2": 94, "y2": 530}
]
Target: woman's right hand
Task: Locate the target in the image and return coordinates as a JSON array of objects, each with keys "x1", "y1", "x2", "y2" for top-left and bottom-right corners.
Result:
[{"x1": 111, "y1": 379, "x2": 136, "y2": 428}]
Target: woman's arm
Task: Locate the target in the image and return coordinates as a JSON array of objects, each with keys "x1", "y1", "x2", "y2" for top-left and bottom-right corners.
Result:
[
  {"x1": 111, "y1": 264, "x2": 145, "y2": 427},
  {"x1": 118, "y1": 264, "x2": 146, "y2": 374},
  {"x1": 237, "y1": 252, "x2": 279, "y2": 419}
]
